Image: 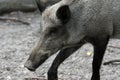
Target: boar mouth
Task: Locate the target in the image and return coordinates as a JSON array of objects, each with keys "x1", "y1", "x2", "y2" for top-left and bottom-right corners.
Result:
[{"x1": 26, "y1": 66, "x2": 36, "y2": 71}]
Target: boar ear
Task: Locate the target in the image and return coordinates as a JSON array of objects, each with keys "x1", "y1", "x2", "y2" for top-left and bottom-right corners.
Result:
[
  {"x1": 35, "y1": 0, "x2": 46, "y2": 13},
  {"x1": 56, "y1": 5, "x2": 71, "y2": 24}
]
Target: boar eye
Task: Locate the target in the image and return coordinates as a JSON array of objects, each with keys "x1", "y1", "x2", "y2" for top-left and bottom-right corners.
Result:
[{"x1": 49, "y1": 27, "x2": 58, "y2": 35}]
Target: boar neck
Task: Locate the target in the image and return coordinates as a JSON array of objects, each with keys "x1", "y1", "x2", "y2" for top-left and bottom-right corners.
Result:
[{"x1": 66, "y1": 0, "x2": 113, "y2": 44}]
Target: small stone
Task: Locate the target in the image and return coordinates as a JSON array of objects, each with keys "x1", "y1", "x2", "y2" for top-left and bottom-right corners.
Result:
[
  {"x1": 6, "y1": 67, "x2": 11, "y2": 71},
  {"x1": 87, "y1": 51, "x2": 93, "y2": 56},
  {"x1": 6, "y1": 76, "x2": 11, "y2": 80},
  {"x1": 20, "y1": 65, "x2": 24, "y2": 68}
]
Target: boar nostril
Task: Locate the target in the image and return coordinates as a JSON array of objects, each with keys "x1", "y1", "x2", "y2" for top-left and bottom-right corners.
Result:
[{"x1": 24, "y1": 60, "x2": 36, "y2": 71}]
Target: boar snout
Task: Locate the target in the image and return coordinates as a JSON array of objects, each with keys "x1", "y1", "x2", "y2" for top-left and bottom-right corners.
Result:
[
  {"x1": 24, "y1": 60, "x2": 36, "y2": 71},
  {"x1": 24, "y1": 50, "x2": 50, "y2": 71}
]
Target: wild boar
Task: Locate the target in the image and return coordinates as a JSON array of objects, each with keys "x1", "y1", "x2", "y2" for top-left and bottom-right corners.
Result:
[{"x1": 25, "y1": 0, "x2": 120, "y2": 80}]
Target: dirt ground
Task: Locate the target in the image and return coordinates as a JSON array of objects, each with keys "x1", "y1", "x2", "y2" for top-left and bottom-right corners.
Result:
[{"x1": 0, "y1": 12, "x2": 120, "y2": 80}]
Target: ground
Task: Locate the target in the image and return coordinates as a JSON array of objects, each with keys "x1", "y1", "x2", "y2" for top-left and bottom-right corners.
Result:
[{"x1": 0, "y1": 12, "x2": 120, "y2": 80}]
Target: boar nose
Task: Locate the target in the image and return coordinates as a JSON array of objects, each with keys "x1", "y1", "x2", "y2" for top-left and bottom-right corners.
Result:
[{"x1": 24, "y1": 60, "x2": 36, "y2": 71}]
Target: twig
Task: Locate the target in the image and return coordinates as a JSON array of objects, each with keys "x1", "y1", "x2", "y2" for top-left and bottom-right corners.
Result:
[
  {"x1": 108, "y1": 45, "x2": 120, "y2": 49},
  {"x1": 24, "y1": 77, "x2": 46, "y2": 80},
  {"x1": 0, "y1": 17, "x2": 30, "y2": 25},
  {"x1": 24, "y1": 78, "x2": 46, "y2": 80},
  {"x1": 24, "y1": 78, "x2": 64, "y2": 80},
  {"x1": 103, "y1": 59, "x2": 120, "y2": 65}
]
